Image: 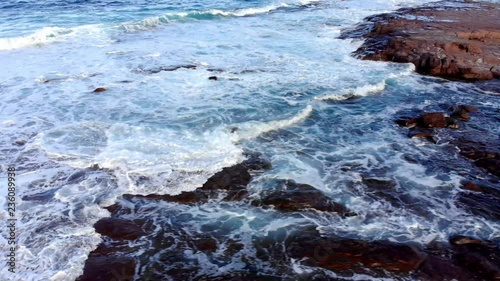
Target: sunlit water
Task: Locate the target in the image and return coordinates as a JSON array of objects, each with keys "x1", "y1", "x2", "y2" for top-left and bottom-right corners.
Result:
[{"x1": 0, "y1": 0, "x2": 499, "y2": 280}]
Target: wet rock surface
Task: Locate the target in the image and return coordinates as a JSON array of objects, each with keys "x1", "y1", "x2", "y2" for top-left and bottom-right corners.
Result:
[
  {"x1": 416, "y1": 255, "x2": 477, "y2": 281},
  {"x1": 124, "y1": 151, "x2": 272, "y2": 204},
  {"x1": 252, "y1": 179, "x2": 356, "y2": 217},
  {"x1": 453, "y1": 137, "x2": 500, "y2": 177},
  {"x1": 449, "y1": 235, "x2": 500, "y2": 280},
  {"x1": 136, "y1": 64, "x2": 198, "y2": 74},
  {"x1": 77, "y1": 256, "x2": 136, "y2": 281},
  {"x1": 395, "y1": 105, "x2": 500, "y2": 179},
  {"x1": 282, "y1": 227, "x2": 428, "y2": 274},
  {"x1": 457, "y1": 183, "x2": 500, "y2": 220},
  {"x1": 396, "y1": 110, "x2": 471, "y2": 130},
  {"x1": 94, "y1": 218, "x2": 146, "y2": 240},
  {"x1": 341, "y1": 1, "x2": 500, "y2": 81},
  {"x1": 77, "y1": 101, "x2": 500, "y2": 281},
  {"x1": 93, "y1": 87, "x2": 107, "y2": 93},
  {"x1": 395, "y1": 102, "x2": 500, "y2": 222},
  {"x1": 81, "y1": 186, "x2": 500, "y2": 281}
]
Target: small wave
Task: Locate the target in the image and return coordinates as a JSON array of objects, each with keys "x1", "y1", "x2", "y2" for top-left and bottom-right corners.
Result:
[
  {"x1": 0, "y1": 0, "x2": 319, "y2": 49},
  {"x1": 0, "y1": 25, "x2": 107, "y2": 51},
  {"x1": 121, "y1": 2, "x2": 292, "y2": 31},
  {"x1": 314, "y1": 81, "x2": 386, "y2": 101},
  {"x1": 388, "y1": 63, "x2": 416, "y2": 79},
  {"x1": 231, "y1": 105, "x2": 313, "y2": 141},
  {"x1": 0, "y1": 27, "x2": 73, "y2": 50}
]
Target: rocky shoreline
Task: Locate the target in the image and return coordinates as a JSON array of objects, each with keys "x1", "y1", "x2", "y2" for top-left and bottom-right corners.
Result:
[
  {"x1": 341, "y1": 0, "x2": 500, "y2": 81},
  {"x1": 75, "y1": 1, "x2": 500, "y2": 280},
  {"x1": 77, "y1": 151, "x2": 500, "y2": 280}
]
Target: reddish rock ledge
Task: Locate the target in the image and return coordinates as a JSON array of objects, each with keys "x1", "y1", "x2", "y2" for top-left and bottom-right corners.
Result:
[{"x1": 341, "y1": 1, "x2": 500, "y2": 81}]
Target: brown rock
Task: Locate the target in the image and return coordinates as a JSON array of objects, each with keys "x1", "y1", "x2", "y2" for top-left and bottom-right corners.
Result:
[
  {"x1": 123, "y1": 151, "x2": 272, "y2": 204},
  {"x1": 77, "y1": 256, "x2": 136, "y2": 281},
  {"x1": 451, "y1": 105, "x2": 479, "y2": 121},
  {"x1": 454, "y1": 253, "x2": 500, "y2": 280},
  {"x1": 342, "y1": 1, "x2": 500, "y2": 81},
  {"x1": 417, "y1": 255, "x2": 477, "y2": 281},
  {"x1": 449, "y1": 235, "x2": 500, "y2": 280},
  {"x1": 193, "y1": 236, "x2": 218, "y2": 253},
  {"x1": 198, "y1": 152, "x2": 272, "y2": 201},
  {"x1": 93, "y1": 87, "x2": 107, "y2": 93},
  {"x1": 449, "y1": 235, "x2": 483, "y2": 246},
  {"x1": 475, "y1": 158, "x2": 500, "y2": 177},
  {"x1": 492, "y1": 66, "x2": 500, "y2": 78},
  {"x1": 396, "y1": 117, "x2": 418, "y2": 128},
  {"x1": 253, "y1": 180, "x2": 356, "y2": 217},
  {"x1": 94, "y1": 218, "x2": 145, "y2": 240},
  {"x1": 460, "y1": 181, "x2": 483, "y2": 192},
  {"x1": 459, "y1": 105, "x2": 479, "y2": 113},
  {"x1": 451, "y1": 108, "x2": 470, "y2": 121},
  {"x1": 458, "y1": 191, "x2": 500, "y2": 221},
  {"x1": 419, "y1": 113, "x2": 447, "y2": 128},
  {"x1": 284, "y1": 227, "x2": 427, "y2": 273},
  {"x1": 445, "y1": 117, "x2": 459, "y2": 129}
]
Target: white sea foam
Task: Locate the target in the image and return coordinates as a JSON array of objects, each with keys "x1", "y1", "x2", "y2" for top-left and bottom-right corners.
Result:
[
  {"x1": 231, "y1": 105, "x2": 313, "y2": 141},
  {"x1": 314, "y1": 81, "x2": 386, "y2": 101},
  {"x1": 40, "y1": 122, "x2": 245, "y2": 196},
  {"x1": 0, "y1": 1, "x2": 312, "y2": 50},
  {"x1": 0, "y1": 27, "x2": 72, "y2": 50},
  {"x1": 121, "y1": 3, "x2": 291, "y2": 31},
  {"x1": 0, "y1": 25, "x2": 106, "y2": 51}
]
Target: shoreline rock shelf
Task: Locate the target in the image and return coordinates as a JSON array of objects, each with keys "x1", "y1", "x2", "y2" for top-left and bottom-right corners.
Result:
[{"x1": 341, "y1": 1, "x2": 500, "y2": 81}]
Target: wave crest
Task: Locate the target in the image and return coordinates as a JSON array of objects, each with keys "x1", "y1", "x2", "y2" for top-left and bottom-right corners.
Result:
[
  {"x1": 121, "y1": 3, "x2": 290, "y2": 31},
  {"x1": 231, "y1": 105, "x2": 313, "y2": 141},
  {"x1": 314, "y1": 81, "x2": 387, "y2": 101},
  {"x1": 0, "y1": 27, "x2": 73, "y2": 50}
]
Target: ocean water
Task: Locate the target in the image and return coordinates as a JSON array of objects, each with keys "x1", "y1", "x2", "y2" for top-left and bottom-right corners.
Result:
[{"x1": 0, "y1": 0, "x2": 499, "y2": 280}]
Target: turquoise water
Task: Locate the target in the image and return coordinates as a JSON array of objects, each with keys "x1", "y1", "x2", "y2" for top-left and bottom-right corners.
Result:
[{"x1": 0, "y1": 0, "x2": 499, "y2": 280}]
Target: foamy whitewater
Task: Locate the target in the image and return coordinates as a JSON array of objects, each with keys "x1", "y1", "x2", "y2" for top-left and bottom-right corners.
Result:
[{"x1": 0, "y1": 0, "x2": 499, "y2": 280}]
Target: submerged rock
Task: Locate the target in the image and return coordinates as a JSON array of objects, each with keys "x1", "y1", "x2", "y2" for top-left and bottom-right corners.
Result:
[
  {"x1": 417, "y1": 255, "x2": 477, "y2": 281},
  {"x1": 192, "y1": 236, "x2": 218, "y2": 253},
  {"x1": 475, "y1": 157, "x2": 500, "y2": 177},
  {"x1": 408, "y1": 131, "x2": 436, "y2": 143},
  {"x1": 77, "y1": 256, "x2": 136, "y2": 281},
  {"x1": 252, "y1": 180, "x2": 356, "y2": 217},
  {"x1": 93, "y1": 87, "x2": 107, "y2": 93},
  {"x1": 450, "y1": 104, "x2": 479, "y2": 121},
  {"x1": 460, "y1": 181, "x2": 483, "y2": 192},
  {"x1": 94, "y1": 218, "x2": 146, "y2": 240},
  {"x1": 457, "y1": 189, "x2": 500, "y2": 221},
  {"x1": 120, "y1": 151, "x2": 272, "y2": 204},
  {"x1": 449, "y1": 236, "x2": 500, "y2": 280},
  {"x1": 13, "y1": 138, "x2": 27, "y2": 146},
  {"x1": 451, "y1": 107, "x2": 471, "y2": 121},
  {"x1": 138, "y1": 64, "x2": 197, "y2": 74},
  {"x1": 281, "y1": 227, "x2": 427, "y2": 274},
  {"x1": 396, "y1": 117, "x2": 418, "y2": 128},
  {"x1": 454, "y1": 137, "x2": 500, "y2": 177}
]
